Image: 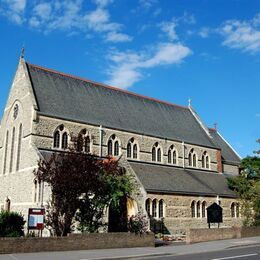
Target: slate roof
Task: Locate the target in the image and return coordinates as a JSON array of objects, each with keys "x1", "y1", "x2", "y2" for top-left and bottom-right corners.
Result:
[
  {"x1": 209, "y1": 128, "x2": 240, "y2": 165},
  {"x1": 26, "y1": 63, "x2": 216, "y2": 148},
  {"x1": 130, "y1": 161, "x2": 236, "y2": 198},
  {"x1": 38, "y1": 150, "x2": 236, "y2": 198}
]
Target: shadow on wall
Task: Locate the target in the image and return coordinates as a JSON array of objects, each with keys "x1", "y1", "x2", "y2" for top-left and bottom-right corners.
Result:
[{"x1": 150, "y1": 218, "x2": 170, "y2": 235}]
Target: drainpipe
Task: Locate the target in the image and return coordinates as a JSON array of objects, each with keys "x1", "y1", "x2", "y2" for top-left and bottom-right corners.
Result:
[
  {"x1": 182, "y1": 141, "x2": 185, "y2": 168},
  {"x1": 99, "y1": 125, "x2": 103, "y2": 157}
]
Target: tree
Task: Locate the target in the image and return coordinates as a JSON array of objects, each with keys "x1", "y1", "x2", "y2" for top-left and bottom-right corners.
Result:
[
  {"x1": 228, "y1": 139, "x2": 260, "y2": 226},
  {"x1": 34, "y1": 144, "x2": 133, "y2": 236},
  {"x1": 0, "y1": 211, "x2": 25, "y2": 237}
]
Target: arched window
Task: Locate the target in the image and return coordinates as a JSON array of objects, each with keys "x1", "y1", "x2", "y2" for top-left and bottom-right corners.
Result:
[
  {"x1": 16, "y1": 124, "x2": 22, "y2": 171},
  {"x1": 114, "y1": 141, "x2": 119, "y2": 156},
  {"x1": 189, "y1": 152, "x2": 192, "y2": 166},
  {"x1": 127, "y1": 143, "x2": 131, "y2": 158},
  {"x1": 126, "y1": 138, "x2": 139, "y2": 159},
  {"x1": 133, "y1": 144, "x2": 138, "y2": 159},
  {"x1": 168, "y1": 149, "x2": 172, "y2": 163},
  {"x1": 77, "y1": 130, "x2": 91, "y2": 153},
  {"x1": 108, "y1": 140, "x2": 113, "y2": 155},
  {"x1": 77, "y1": 134, "x2": 84, "y2": 152},
  {"x1": 62, "y1": 132, "x2": 68, "y2": 149},
  {"x1": 152, "y1": 199, "x2": 157, "y2": 218},
  {"x1": 9, "y1": 127, "x2": 15, "y2": 173},
  {"x1": 196, "y1": 201, "x2": 201, "y2": 218},
  {"x1": 157, "y1": 148, "x2": 161, "y2": 162},
  {"x1": 168, "y1": 145, "x2": 178, "y2": 165},
  {"x1": 54, "y1": 131, "x2": 60, "y2": 148},
  {"x1": 159, "y1": 199, "x2": 165, "y2": 218},
  {"x1": 107, "y1": 135, "x2": 121, "y2": 156},
  {"x1": 152, "y1": 147, "x2": 156, "y2": 161},
  {"x1": 85, "y1": 136, "x2": 91, "y2": 153},
  {"x1": 206, "y1": 156, "x2": 209, "y2": 169},
  {"x1": 151, "y1": 143, "x2": 163, "y2": 163},
  {"x1": 231, "y1": 202, "x2": 235, "y2": 218},
  {"x1": 173, "y1": 150, "x2": 177, "y2": 164},
  {"x1": 202, "y1": 201, "x2": 207, "y2": 218},
  {"x1": 3, "y1": 130, "x2": 9, "y2": 175},
  {"x1": 191, "y1": 201, "x2": 196, "y2": 218},
  {"x1": 202, "y1": 151, "x2": 210, "y2": 169},
  {"x1": 145, "y1": 199, "x2": 151, "y2": 217},
  {"x1": 189, "y1": 149, "x2": 197, "y2": 167},
  {"x1": 53, "y1": 125, "x2": 69, "y2": 150},
  {"x1": 193, "y1": 154, "x2": 197, "y2": 167}
]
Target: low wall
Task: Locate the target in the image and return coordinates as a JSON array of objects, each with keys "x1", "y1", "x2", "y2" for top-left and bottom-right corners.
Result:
[
  {"x1": 186, "y1": 227, "x2": 260, "y2": 244},
  {"x1": 241, "y1": 227, "x2": 260, "y2": 237},
  {"x1": 0, "y1": 232, "x2": 154, "y2": 254}
]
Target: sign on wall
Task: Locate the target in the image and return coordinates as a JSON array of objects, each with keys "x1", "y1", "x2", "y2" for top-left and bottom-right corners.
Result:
[
  {"x1": 207, "y1": 202, "x2": 223, "y2": 228},
  {"x1": 28, "y1": 208, "x2": 45, "y2": 230}
]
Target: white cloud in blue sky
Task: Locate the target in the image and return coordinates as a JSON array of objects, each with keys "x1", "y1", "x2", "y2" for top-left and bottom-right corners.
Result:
[
  {"x1": 106, "y1": 42, "x2": 192, "y2": 88},
  {"x1": 0, "y1": 0, "x2": 26, "y2": 24},
  {"x1": 219, "y1": 13, "x2": 260, "y2": 54}
]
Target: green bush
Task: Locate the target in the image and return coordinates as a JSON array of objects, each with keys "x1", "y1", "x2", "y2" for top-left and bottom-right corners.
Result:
[{"x1": 0, "y1": 211, "x2": 25, "y2": 237}]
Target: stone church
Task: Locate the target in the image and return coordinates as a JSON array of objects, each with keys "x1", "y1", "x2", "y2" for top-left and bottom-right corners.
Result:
[{"x1": 0, "y1": 57, "x2": 242, "y2": 234}]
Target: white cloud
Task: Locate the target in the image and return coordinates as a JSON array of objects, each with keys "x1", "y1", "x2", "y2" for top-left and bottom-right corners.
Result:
[
  {"x1": 33, "y1": 3, "x2": 52, "y2": 21},
  {"x1": 199, "y1": 27, "x2": 210, "y2": 38},
  {"x1": 159, "y1": 13, "x2": 196, "y2": 41},
  {"x1": 139, "y1": 0, "x2": 158, "y2": 9},
  {"x1": 92, "y1": 0, "x2": 113, "y2": 8},
  {"x1": 0, "y1": 0, "x2": 26, "y2": 24},
  {"x1": 106, "y1": 42, "x2": 192, "y2": 89},
  {"x1": 85, "y1": 8, "x2": 109, "y2": 25},
  {"x1": 181, "y1": 12, "x2": 196, "y2": 25},
  {"x1": 219, "y1": 13, "x2": 260, "y2": 53},
  {"x1": 105, "y1": 31, "x2": 132, "y2": 42},
  {"x1": 142, "y1": 43, "x2": 191, "y2": 67},
  {"x1": 159, "y1": 21, "x2": 178, "y2": 41},
  {"x1": 25, "y1": 0, "x2": 132, "y2": 42}
]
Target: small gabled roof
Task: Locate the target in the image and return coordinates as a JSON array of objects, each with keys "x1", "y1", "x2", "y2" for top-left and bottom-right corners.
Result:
[
  {"x1": 130, "y1": 161, "x2": 237, "y2": 198},
  {"x1": 26, "y1": 63, "x2": 216, "y2": 148},
  {"x1": 209, "y1": 128, "x2": 241, "y2": 165}
]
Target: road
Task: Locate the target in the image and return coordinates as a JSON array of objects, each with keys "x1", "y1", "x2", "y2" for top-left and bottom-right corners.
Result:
[
  {"x1": 0, "y1": 237, "x2": 259, "y2": 260},
  {"x1": 131, "y1": 245, "x2": 260, "y2": 260}
]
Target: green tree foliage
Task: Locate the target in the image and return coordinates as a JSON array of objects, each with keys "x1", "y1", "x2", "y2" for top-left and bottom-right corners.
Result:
[
  {"x1": 0, "y1": 211, "x2": 25, "y2": 237},
  {"x1": 34, "y1": 143, "x2": 133, "y2": 236},
  {"x1": 228, "y1": 139, "x2": 260, "y2": 226}
]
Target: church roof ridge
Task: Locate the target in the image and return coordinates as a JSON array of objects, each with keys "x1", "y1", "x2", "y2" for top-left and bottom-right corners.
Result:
[{"x1": 26, "y1": 62, "x2": 188, "y2": 110}]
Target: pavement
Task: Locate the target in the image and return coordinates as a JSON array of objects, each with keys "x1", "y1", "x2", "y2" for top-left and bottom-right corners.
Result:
[{"x1": 0, "y1": 236, "x2": 260, "y2": 260}]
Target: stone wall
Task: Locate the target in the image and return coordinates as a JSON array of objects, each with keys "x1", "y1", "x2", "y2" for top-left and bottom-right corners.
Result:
[
  {"x1": 0, "y1": 233, "x2": 154, "y2": 254},
  {"x1": 223, "y1": 163, "x2": 239, "y2": 175},
  {"x1": 33, "y1": 114, "x2": 220, "y2": 172},
  {"x1": 0, "y1": 58, "x2": 40, "y2": 217},
  {"x1": 186, "y1": 227, "x2": 260, "y2": 244},
  {"x1": 146, "y1": 193, "x2": 242, "y2": 234}
]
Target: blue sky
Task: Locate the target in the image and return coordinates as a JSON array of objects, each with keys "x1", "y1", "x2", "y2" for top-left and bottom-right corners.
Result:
[{"x1": 0, "y1": 0, "x2": 259, "y2": 158}]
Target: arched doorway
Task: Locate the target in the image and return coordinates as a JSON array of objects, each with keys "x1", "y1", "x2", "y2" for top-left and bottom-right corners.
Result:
[{"x1": 108, "y1": 197, "x2": 138, "y2": 232}]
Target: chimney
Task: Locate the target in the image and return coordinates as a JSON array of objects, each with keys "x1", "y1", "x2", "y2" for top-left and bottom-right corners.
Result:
[{"x1": 216, "y1": 150, "x2": 223, "y2": 173}]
